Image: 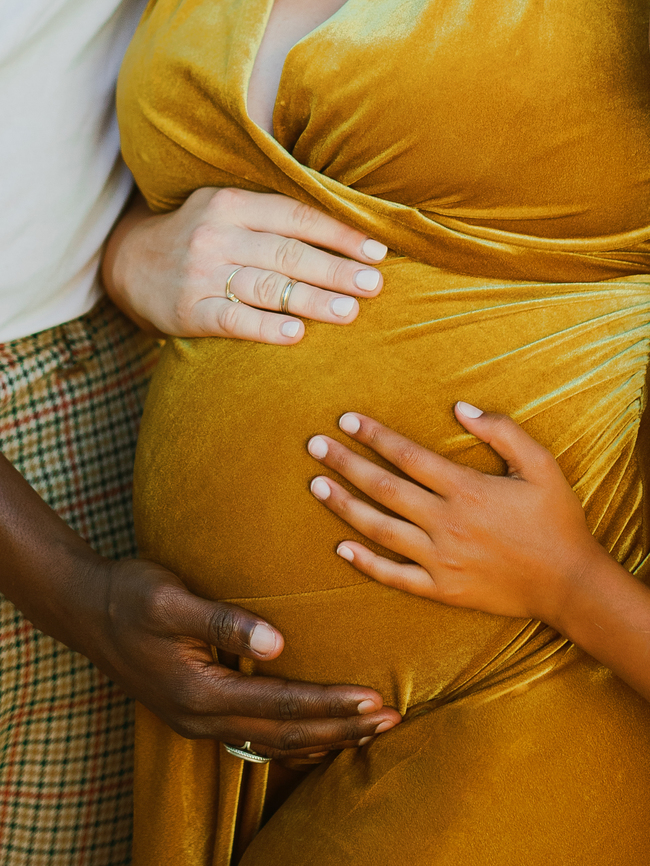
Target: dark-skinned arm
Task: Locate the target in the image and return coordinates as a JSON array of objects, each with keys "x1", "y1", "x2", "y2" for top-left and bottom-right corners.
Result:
[{"x1": 0, "y1": 451, "x2": 399, "y2": 756}]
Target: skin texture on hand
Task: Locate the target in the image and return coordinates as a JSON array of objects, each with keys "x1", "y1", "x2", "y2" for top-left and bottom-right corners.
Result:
[
  {"x1": 307, "y1": 406, "x2": 650, "y2": 703},
  {"x1": 0, "y1": 453, "x2": 400, "y2": 758},
  {"x1": 307, "y1": 405, "x2": 601, "y2": 627},
  {"x1": 102, "y1": 187, "x2": 387, "y2": 343}
]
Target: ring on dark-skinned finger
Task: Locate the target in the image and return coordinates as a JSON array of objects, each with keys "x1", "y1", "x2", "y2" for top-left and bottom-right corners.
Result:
[
  {"x1": 222, "y1": 740, "x2": 272, "y2": 764},
  {"x1": 279, "y1": 278, "x2": 297, "y2": 314},
  {"x1": 225, "y1": 267, "x2": 244, "y2": 303}
]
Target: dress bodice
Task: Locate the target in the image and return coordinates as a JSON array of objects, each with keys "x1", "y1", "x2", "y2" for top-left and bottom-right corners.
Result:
[
  {"x1": 118, "y1": 0, "x2": 650, "y2": 280},
  {"x1": 127, "y1": 7, "x2": 650, "y2": 862}
]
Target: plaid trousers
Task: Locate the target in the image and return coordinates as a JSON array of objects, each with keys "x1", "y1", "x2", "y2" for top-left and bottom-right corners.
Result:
[{"x1": 0, "y1": 298, "x2": 159, "y2": 865}]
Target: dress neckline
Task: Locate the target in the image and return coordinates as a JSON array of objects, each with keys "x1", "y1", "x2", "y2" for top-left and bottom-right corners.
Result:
[{"x1": 241, "y1": 0, "x2": 353, "y2": 141}]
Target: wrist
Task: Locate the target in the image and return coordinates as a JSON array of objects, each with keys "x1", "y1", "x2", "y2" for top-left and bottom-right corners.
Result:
[
  {"x1": 101, "y1": 195, "x2": 164, "y2": 334},
  {"x1": 25, "y1": 539, "x2": 110, "y2": 656},
  {"x1": 552, "y1": 540, "x2": 633, "y2": 642}
]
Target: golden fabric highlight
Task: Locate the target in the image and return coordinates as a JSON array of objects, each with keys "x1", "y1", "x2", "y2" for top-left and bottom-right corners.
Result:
[{"x1": 118, "y1": 0, "x2": 650, "y2": 862}]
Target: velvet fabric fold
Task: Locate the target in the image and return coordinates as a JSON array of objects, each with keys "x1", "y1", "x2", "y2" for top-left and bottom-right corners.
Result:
[{"x1": 118, "y1": 1, "x2": 650, "y2": 863}]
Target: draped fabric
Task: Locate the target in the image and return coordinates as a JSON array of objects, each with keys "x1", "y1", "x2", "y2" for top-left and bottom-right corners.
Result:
[{"x1": 118, "y1": 1, "x2": 650, "y2": 863}]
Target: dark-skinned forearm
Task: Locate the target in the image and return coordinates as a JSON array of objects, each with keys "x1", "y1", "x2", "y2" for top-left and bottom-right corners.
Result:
[{"x1": 0, "y1": 451, "x2": 103, "y2": 653}]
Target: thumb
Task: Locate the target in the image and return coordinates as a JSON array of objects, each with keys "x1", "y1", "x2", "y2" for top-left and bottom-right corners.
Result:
[
  {"x1": 454, "y1": 401, "x2": 555, "y2": 481},
  {"x1": 149, "y1": 574, "x2": 285, "y2": 660}
]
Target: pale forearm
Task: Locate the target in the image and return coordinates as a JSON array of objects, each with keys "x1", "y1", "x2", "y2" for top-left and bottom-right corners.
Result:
[
  {"x1": 557, "y1": 550, "x2": 650, "y2": 702},
  {"x1": 101, "y1": 191, "x2": 165, "y2": 333}
]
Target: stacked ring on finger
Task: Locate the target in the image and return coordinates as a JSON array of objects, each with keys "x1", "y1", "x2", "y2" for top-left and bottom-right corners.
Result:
[
  {"x1": 279, "y1": 278, "x2": 298, "y2": 315},
  {"x1": 225, "y1": 267, "x2": 244, "y2": 303},
  {"x1": 223, "y1": 740, "x2": 272, "y2": 764}
]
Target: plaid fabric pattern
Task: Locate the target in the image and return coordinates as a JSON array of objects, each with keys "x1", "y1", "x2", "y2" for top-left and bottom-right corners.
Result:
[{"x1": 0, "y1": 298, "x2": 159, "y2": 865}]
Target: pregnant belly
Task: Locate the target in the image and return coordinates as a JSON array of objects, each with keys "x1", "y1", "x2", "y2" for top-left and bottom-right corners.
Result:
[{"x1": 133, "y1": 258, "x2": 650, "y2": 712}]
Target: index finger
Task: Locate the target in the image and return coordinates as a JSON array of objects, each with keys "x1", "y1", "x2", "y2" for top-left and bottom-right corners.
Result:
[
  {"x1": 337, "y1": 413, "x2": 471, "y2": 497},
  {"x1": 214, "y1": 669, "x2": 390, "y2": 721},
  {"x1": 227, "y1": 189, "x2": 388, "y2": 263}
]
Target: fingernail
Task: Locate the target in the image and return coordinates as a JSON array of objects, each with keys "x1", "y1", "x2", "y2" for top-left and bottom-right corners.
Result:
[
  {"x1": 337, "y1": 544, "x2": 354, "y2": 562},
  {"x1": 362, "y1": 239, "x2": 388, "y2": 260},
  {"x1": 281, "y1": 321, "x2": 300, "y2": 337},
  {"x1": 375, "y1": 720, "x2": 396, "y2": 734},
  {"x1": 354, "y1": 269, "x2": 380, "y2": 291},
  {"x1": 308, "y1": 436, "x2": 328, "y2": 459},
  {"x1": 358, "y1": 736, "x2": 372, "y2": 746},
  {"x1": 339, "y1": 413, "x2": 361, "y2": 434},
  {"x1": 456, "y1": 401, "x2": 483, "y2": 419},
  {"x1": 308, "y1": 751, "x2": 329, "y2": 758},
  {"x1": 331, "y1": 297, "x2": 356, "y2": 317},
  {"x1": 249, "y1": 624, "x2": 277, "y2": 655},
  {"x1": 357, "y1": 699, "x2": 378, "y2": 714},
  {"x1": 310, "y1": 477, "x2": 331, "y2": 501}
]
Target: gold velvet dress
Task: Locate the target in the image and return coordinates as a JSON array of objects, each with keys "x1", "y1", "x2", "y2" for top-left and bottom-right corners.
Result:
[{"x1": 117, "y1": 1, "x2": 650, "y2": 863}]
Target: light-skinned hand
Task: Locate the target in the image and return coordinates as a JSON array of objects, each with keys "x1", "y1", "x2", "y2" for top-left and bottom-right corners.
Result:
[
  {"x1": 102, "y1": 187, "x2": 387, "y2": 343},
  {"x1": 307, "y1": 404, "x2": 607, "y2": 632}
]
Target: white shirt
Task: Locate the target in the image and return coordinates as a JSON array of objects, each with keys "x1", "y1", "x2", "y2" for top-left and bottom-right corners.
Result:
[{"x1": 0, "y1": 0, "x2": 145, "y2": 343}]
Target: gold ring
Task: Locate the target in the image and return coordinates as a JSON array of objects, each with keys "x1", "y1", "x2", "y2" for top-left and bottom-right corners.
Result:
[
  {"x1": 223, "y1": 740, "x2": 272, "y2": 764},
  {"x1": 225, "y1": 267, "x2": 244, "y2": 303},
  {"x1": 279, "y1": 278, "x2": 297, "y2": 315}
]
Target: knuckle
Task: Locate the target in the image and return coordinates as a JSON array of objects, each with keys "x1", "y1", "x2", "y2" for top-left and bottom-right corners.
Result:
[
  {"x1": 338, "y1": 716, "x2": 363, "y2": 742},
  {"x1": 252, "y1": 271, "x2": 281, "y2": 309},
  {"x1": 208, "y1": 186, "x2": 246, "y2": 218},
  {"x1": 324, "y1": 257, "x2": 350, "y2": 287},
  {"x1": 186, "y1": 223, "x2": 217, "y2": 261},
  {"x1": 255, "y1": 313, "x2": 280, "y2": 344},
  {"x1": 363, "y1": 421, "x2": 384, "y2": 451},
  {"x1": 207, "y1": 605, "x2": 242, "y2": 649},
  {"x1": 373, "y1": 517, "x2": 398, "y2": 548},
  {"x1": 534, "y1": 446, "x2": 557, "y2": 472},
  {"x1": 275, "y1": 238, "x2": 306, "y2": 273},
  {"x1": 275, "y1": 686, "x2": 305, "y2": 722},
  {"x1": 324, "y1": 694, "x2": 347, "y2": 718},
  {"x1": 457, "y1": 483, "x2": 483, "y2": 508},
  {"x1": 277, "y1": 725, "x2": 309, "y2": 752},
  {"x1": 301, "y1": 286, "x2": 323, "y2": 319},
  {"x1": 214, "y1": 300, "x2": 242, "y2": 334},
  {"x1": 369, "y1": 472, "x2": 401, "y2": 504},
  {"x1": 141, "y1": 583, "x2": 181, "y2": 628},
  {"x1": 395, "y1": 442, "x2": 424, "y2": 473},
  {"x1": 290, "y1": 201, "x2": 322, "y2": 234}
]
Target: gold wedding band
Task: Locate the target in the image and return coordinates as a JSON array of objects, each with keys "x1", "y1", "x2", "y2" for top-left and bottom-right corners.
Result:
[
  {"x1": 279, "y1": 278, "x2": 297, "y2": 315},
  {"x1": 223, "y1": 740, "x2": 272, "y2": 764},
  {"x1": 225, "y1": 267, "x2": 244, "y2": 303}
]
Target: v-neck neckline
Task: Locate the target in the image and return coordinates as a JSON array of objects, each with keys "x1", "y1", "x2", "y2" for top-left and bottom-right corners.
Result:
[{"x1": 240, "y1": 0, "x2": 353, "y2": 142}]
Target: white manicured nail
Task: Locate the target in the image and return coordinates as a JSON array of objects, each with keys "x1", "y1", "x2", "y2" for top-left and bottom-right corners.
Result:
[
  {"x1": 339, "y1": 413, "x2": 360, "y2": 434},
  {"x1": 281, "y1": 321, "x2": 300, "y2": 337},
  {"x1": 310, "y1": 478, "x2": 331, "y2": 500},
  {"x1": 358, "y1": 736, "x2": 372, "y2": 746},
  {"x1": 337, "y1": 544, "x2": 354, "y2": 562},
  {"x1": 331, "y1": 297, "x2": 356, "y2": 317},
  {"x1": 362, "y1": 239, "x2": 388, "y2": 260},
  {"x1": 308, "y1": 436, "x2": 328, "y2": 459},
  {"x1": 354, "y1": 269, "x2": 380, "y2": 291},
  {"x1": 456, "y1": 401, "x2": 483, "y2": 418},
  {"x1": 249, "y1": 624, "x2": 277, "y2": 655}
]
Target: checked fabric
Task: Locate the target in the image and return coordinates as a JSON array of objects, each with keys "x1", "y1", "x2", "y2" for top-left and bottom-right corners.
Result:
[{"x1": 0, "y1": 298, "x2": 159, "y2": 865}]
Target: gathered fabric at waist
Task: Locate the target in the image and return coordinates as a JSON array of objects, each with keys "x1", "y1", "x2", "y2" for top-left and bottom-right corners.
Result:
[{"x1": 134, "y1": 259, "x2": 650, "y2": 712}]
